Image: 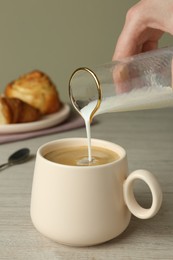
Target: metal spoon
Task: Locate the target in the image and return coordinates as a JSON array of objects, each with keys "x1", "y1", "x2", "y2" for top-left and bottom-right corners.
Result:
[{"x1": 0, "y1": 148, "x2": 30, "y2": 171}]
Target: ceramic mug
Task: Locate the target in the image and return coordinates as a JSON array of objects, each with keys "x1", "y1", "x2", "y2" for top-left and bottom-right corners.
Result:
[{"x1": 30, "y1": 138, "x2": 162, "y2": 246}]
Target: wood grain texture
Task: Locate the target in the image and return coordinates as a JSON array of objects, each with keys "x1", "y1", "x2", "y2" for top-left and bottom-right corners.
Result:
[{"x1": 0, "y1": 108, "x2": 173, "y2": 259}]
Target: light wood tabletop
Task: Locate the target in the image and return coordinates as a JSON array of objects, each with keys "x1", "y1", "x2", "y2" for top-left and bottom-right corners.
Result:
[{"x1": 0, "y1": 107, "x2": 173, "y2": 260}]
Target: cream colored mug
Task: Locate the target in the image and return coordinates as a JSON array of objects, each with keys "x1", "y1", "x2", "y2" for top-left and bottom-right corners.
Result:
[{"x1": 30, "y1": 138, "x2": 162, "y2": 246}]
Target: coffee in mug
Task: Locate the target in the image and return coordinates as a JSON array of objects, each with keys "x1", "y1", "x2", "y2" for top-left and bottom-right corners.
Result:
[{"x1": 44, "y1": 146, "x2": 120, "y2": 166}]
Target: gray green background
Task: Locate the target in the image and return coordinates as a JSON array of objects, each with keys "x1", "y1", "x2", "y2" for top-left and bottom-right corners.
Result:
[{"x1": 0, "y1": 0, "x2": 172, "y2": 102}]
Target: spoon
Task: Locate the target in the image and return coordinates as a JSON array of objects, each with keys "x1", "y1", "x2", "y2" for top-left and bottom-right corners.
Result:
[{"x1": 0, "y1": 148, "x2": 31, "y2": 171}]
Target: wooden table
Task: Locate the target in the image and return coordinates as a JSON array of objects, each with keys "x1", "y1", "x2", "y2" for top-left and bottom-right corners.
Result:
[{"x1": 0, "y1": 108, "x2": 173, "y2": 260}]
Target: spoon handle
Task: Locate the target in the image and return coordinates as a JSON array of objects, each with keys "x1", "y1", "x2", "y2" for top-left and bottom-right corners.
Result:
[{"x1": 0, "y1": 163, "x2": 9, "y2": 171}]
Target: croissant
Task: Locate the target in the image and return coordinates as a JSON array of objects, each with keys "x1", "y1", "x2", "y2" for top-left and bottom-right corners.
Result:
[
  {"x1": 5, "y1": 70, "x2": 62, "y2": 115},
  {"x1": 0, "y1": 97, "x2": 41, "y2": 124}
]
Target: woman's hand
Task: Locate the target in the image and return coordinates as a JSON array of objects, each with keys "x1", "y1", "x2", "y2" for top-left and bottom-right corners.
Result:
[{"x1": 113, "y1": 0, "x2": 173, "y2": 60}]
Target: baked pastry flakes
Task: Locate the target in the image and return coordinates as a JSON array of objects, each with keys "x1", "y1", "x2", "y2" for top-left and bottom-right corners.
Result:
[
  {"x1": 5, "y1": 70, "x2": 62, "y2": 115},
  {"x1": 0, "y1": 97, "x2": 41, "y2": 124}
]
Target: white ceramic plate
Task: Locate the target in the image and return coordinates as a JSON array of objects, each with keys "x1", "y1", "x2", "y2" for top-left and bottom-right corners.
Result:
[{"x1": 0, "y1": 103, "x2": 70, "y2": 134}]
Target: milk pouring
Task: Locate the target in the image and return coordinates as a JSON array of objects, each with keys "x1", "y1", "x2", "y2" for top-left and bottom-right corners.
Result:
[{"x1": 69, "y1": 47, "x2": 173, "y2": 162}]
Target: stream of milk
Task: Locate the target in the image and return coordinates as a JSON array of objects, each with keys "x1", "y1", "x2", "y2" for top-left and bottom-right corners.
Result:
[{"x1": 80, "y1": 86, "x2": 173, "y2": 162}]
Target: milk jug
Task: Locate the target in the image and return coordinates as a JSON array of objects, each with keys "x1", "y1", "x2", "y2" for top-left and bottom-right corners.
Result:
[{"x1": 69, "y1": 47, "x2": 173, "y2": 123}]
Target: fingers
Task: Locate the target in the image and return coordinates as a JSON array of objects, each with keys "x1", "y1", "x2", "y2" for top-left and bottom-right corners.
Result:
[
  {"x1": 112, "y1": 31, "x2": 140, "y2": 61},
  {"x1": 112, "y1": 63, "x2": 132, "y2": 94},
  {"x1": 112, "y1": 20, "x2": 140, "y2": 60},
  {"x1": 113, "y1": 27, "x2": 163, "y2": 61},
  {"x1": 112, "y1": 0, "x2": 166, "y2": 61},
  {"x1": 112, "y1": 2, "x2": 144, "y2": 60}
]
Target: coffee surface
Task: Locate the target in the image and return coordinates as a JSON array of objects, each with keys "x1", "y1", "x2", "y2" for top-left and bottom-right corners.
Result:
[{"x1": 44, "y1": 146, "x2": 119, "y2": 166}]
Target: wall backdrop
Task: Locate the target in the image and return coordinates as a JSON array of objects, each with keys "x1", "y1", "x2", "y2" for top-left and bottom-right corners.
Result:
[{"x1": 0, "y1": 0, "x2": 172, "y2": 102}]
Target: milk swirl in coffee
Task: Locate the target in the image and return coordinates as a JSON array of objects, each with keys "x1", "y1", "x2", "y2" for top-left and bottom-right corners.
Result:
[{"x1": 44, "y1": 146, "x2": 119, "y2": 166}]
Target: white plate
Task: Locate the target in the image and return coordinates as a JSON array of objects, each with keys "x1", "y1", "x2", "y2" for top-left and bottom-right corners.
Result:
[{"x1": 0, "y1": 103, "x2": 70, "y2": 134}]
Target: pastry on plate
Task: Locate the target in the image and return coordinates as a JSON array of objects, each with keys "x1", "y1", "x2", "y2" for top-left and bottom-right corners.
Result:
[
  {"x1": 5, "y1": 70, "x2": 62, "y2": 115},
  {"x1": 0, "y1": 97, "x2": 41, "y2": 124}
]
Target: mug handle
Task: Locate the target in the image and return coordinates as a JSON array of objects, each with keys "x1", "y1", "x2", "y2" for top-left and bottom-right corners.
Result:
[{"x1": 123, "y1": 169, "x2": 162, "y2": 219}]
